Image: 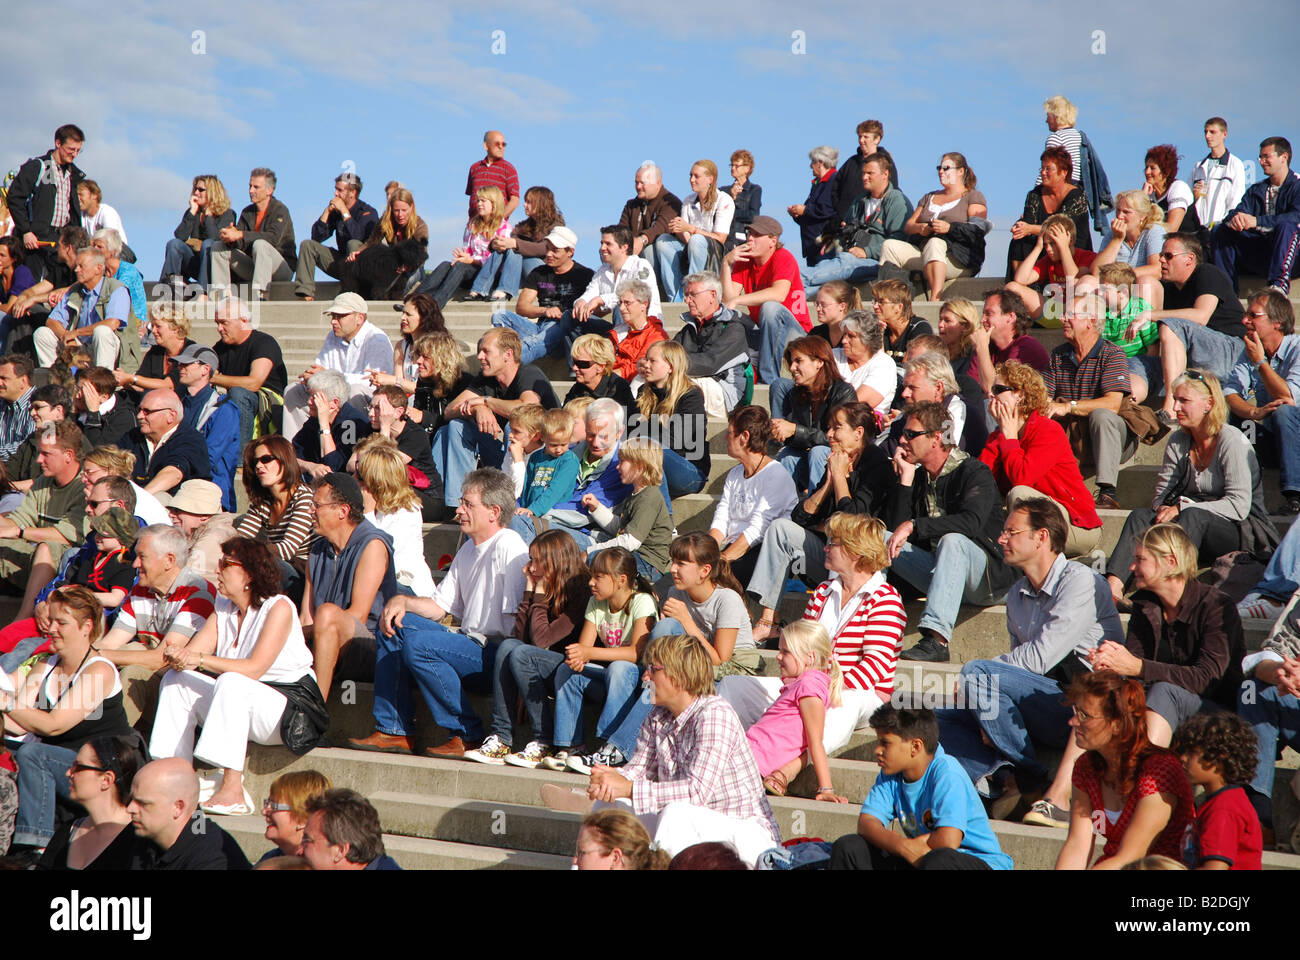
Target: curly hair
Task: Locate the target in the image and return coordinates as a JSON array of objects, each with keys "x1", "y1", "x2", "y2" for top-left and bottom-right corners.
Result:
[
  {"x1": 219, "y1": 536, "x2": 282, "y2": 607},
  {"x1": 1170, "y1": 713, "x2": 1258, "y2": 787},
  {"x1": 996, "y1": 360, "x2": 1050, "y2": 414},
  {"x1": 1041, "y1": 145, "x2": 1073, "y2": 182},
  {"x1": 1144, "y1": 144, "x2": 1180, "y2": 191},
  {"x1": 1066, "y1": 670, "x2": 1161, "y2": 797},
  {"x1": 413, "y1": 332, "x2": 467, "y2": 398}
]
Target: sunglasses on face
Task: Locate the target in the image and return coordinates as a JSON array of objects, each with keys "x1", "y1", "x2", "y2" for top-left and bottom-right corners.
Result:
[
  {"x1": 992, "y1": 384, "x2": 1015, "y2": 395},
  {"x1": 902, "y1": 428, "x2": 930, "y2": 440},
  {"x1": 571, "y1": 358, "x2": 597, "y2": 370}
]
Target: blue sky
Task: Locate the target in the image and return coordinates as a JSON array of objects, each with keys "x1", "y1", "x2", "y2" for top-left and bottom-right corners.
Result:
[{"x1": 9, "y1": 0, "x2": 1297, "y2": 286}]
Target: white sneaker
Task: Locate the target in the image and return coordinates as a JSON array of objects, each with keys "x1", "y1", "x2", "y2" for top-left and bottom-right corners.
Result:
[
  {"x1": 503, "y1": 741, "x2": 552, "y2": 769},
  {"x1": 1238, "y1": 595, "x2": 1284, "y2": 622}
]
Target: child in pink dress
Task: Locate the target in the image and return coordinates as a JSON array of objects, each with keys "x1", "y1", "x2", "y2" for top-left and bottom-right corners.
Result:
[{"x1": 745, "y1": 621, "x2": 849, "y2": 803}]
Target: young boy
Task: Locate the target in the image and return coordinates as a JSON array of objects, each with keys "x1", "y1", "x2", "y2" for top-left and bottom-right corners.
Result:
[
  {"x1": 828, "y1": 704, "x2": 1014, "y2": 870},
  {"x1": 581, "y1": 436, "x2": 673, "y2": 580},
  {"x1": 1006, "y1": 214, "x2": 1099, "y2": 322},
  {"x1": 512, "y1": 408, "x2": 580, "y2": 540},
  {"x1": 1097, "y1": 262, "x2": 1159, "y2": 403},
  {"x1": 564, "y1": 396, "x2": 594, "y2": 446},
  {"x1": 506, "y1": 403, "x2": 547, "y2": 498},
  {"x1": 1171, "y1": 713, "x2": 1264, "y2": 870}
]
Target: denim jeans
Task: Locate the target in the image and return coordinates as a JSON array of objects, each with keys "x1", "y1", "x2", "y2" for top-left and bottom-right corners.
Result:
[
  {"x1": 663, "y1": 447, "x2": 707, "y2": 499},
  {"x1": 470, "y1": 251, "x2": 505, "y2": 297},
  {"x1": 225, "y1": 386, "x2": 260, "y2": 449},
  {"x1": 746, "y1": 518, "x2": 827, "y2": 608},
  {"x1": 13, "y1": 740, "x2": 78, "y2": 847},
  {"x1": 1237, "y1": 679, "x2": 1300, "y2": 827},
  {"x1": 800, "y1": 252, "x2": 879, "y2": 298},
  {"x1": 654, "y1": 234, "x2": 711, "y2": 302},
  {"x1": 490, "y1": 309, "x2": 573, "y2": 365},
  {"x1": 1258, "y1": 404, "x2": 1300, "y2": 494},
  {"x1": 748, "y1": 302, "x2": 804, "y2": 384},
  {"x1": 1253, "y1": 516, "x2": 1300, "y2": 600},
  {"x1": 936, "y1": 659, "x2": 1071, "y2": 791},
  {"x1": 552, "y1": 659, "x2": 652, "y2": 755},
  {"x1": 430, "y1": 417, "x2": 507, "y2": 509},
  {"x1": 494, "y1": 252, "x2": 543, "y2": 298},
  {"x1": 486, "y1": 637, "x2": 566, "y2": 744},
  {"x1": 776, "y1": 443, "x2": 830, "y2": 493},
  {"x1": 162, "y1": 237, "x2": 205, "y2": 283},
  {"x1": 374, "y1": 614, "x2": 495, "y2": 740},
  {"x1": 888, "y1": 532, "x2": 1005, "y2": 641},
  {"x1": 414, "y1": 260, "x2": 477, "y2": 309},
  {"x1": 768, "y1": 377, "x2": 793, "y2": 418}
]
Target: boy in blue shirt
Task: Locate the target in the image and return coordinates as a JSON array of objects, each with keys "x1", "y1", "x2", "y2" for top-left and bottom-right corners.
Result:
[
  {"x1": 829, "y1": 704, "x2": 1014, "y2": 870},
  {"x1": 513, "y1": 408, "x2": 580, "y2": 538}
]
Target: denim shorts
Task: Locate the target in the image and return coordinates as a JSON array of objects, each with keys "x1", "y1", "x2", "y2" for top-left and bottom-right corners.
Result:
[
  {"x1": 1125, "y1": 353, "x2": 1164, "y2": 393},
  {"x1": 1158, "y1": 316, "x2": 1244, "y2": 381}
]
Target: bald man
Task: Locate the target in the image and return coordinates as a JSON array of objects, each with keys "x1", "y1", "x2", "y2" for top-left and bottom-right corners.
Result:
[
  {"x1": 127, "y1": 758, "x2": 250, "y2": 870},
  {"x1": 465, "y1": 129, "x2": 520, "y2": 220},
  {"x1": 125, "y1": 388, "x2": 212, "y2": 496}
]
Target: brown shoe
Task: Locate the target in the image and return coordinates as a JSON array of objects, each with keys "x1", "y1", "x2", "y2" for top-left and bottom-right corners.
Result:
[
  {"x1": 1094, "y1": 488, "x2": 1120, "y2": 510},
  {"x1": 346, "y1": 730, "x2": 413, "y2": 754},
  {"x1": 425, "y1": 736, "x2": 480, "y2": 759}
]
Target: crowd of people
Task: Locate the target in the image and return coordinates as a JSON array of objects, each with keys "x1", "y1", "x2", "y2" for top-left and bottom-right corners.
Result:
[{"x1": 0, "y1": 104, "x2": 1297, "y2": 871}]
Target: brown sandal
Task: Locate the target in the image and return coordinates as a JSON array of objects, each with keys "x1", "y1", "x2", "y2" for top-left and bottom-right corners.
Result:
[{"x1": 763, "y1": 770, "x2": 789, "y2": 797}]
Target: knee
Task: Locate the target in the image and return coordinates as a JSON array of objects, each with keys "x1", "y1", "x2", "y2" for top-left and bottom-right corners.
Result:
[
  {"x1": 935, "y1": 531, "x2": 973, "y2": 554},
  {"x1": 650, "y1": 618, "x2": 686, "y2": 638},
  {"x1": 757, "y1": 301, "x2": 784, "y2": 324},
  {"x1": 686, "y1": 235, "x2": 708, "y2": 255},
  {"x1": 605, "y1": 660, "x2": 640, "y2": 682},
  {"x1": 767, "y1": 518, "x2": 800, "y2": 551}
]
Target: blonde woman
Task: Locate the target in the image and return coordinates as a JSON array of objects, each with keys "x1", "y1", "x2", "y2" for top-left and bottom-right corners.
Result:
[
  {"x1": 343, "y1": 186, "x2": 429, "y2": 299},
  {"x1": 937, "y1": 297, "x2": 980, "y2": 379},
  {"x1": 355, "y1": 435, "x2": 435, "y2": 598},
  {"x1": 1089, "y1": 189, "x2": 1167, "y2": 285},
  {"x1": 416, "y1": 186, "x2": 511, "y2": 308},
  {"x1": 657, "y1": 159, "x2": 736, "y2": 301},
  {"x1": 117, "y1": 302, "x2": 195, "y2": 395},
  {"x1": 407, "y1": 332, "x2": 471, "y2": 442},
  {"x1": 161, "y1": 174, "x2": 235, "y2": 287},
  {"x1": 636, "y1": 340, "x2": 709, "y2": 498},
  {"x1": 566, "y1": 333, "x2": 636, "y2": 423}
]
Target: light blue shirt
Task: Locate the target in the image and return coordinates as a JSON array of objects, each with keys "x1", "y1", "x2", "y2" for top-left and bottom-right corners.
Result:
[
  {"x1": 1117, "y1": 224, "x2": 1167, "y2": 268},
  {"x1": 48, "y1": 278, "x2": 130, "y2": 331},
  {"x1": 113, "y1": 261, "x2": 148, "y2": 323},
  {"x1": 1222, "y1": 333, "x2": 1300, "y2": 404}
]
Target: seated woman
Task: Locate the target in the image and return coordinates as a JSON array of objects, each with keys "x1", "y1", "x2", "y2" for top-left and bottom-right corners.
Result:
[
  {"x1": 748, "y1": 402, "x2": 895, "y2": 642},
  {"x1": 116, "y1": 301, "x2": 195, "y2": 397},
  {"x1": 608, "y1": 279, "x2": 667, "y2": 385},
  {"x1": 160, "y1": 174, "x2": 235, "y2": 289},
  {"x1": 1006, "y1": 214, "x2": 1098, "y2": 323},
  {"x1": 1143, "y1": 144, "x2": 1200, "y2": 237},
  {"x1": 0, "y1": 235, "x2": 38, "y2": 350},
  {"x1": 880, "y1": 153, "x2": 988, "y2": 301},
  {"x1": 150, "y1": 537, "x2": 322, "y2": 816},
  {"x1": 477, "y1": 186, "x2": 565, "y2": 301},
  {"x1": 709, "y1": 405, "x2": 799, "y2": 586},
  {"x1": 1087, "y1": 189, "x2": 1167, "y2": 287},
  {"x1": 936, "y1": 296, "x2": 979, "y2": 379},
  {"x1": 724, "y1": 150, "x2": 762, "y2": 253},
  {"x1": 1055, "y1": 671, "x2": 1195, "y2": 869},
  {"x1": 355, "y1": 435, "x2": 436, "y2": 598},
  {"x1": 655, "y1": 159, "x2": 735, "y2": 302},
  {"x1": 35, "y1": 733, "x2": 147, "y2": 871},
  {"x1": 771, "y1": 336, "x2": 856, "y2": 493},
  {"x1": 873, "y1": 277, "x2": 932, "y2": 375},
  {"x1": 566, "y1": 333, "x2": 636, "y2": 426},
  {"x1": 407, "y1": 332, "x2": 472, "y2": 444},
  {"x1": 835, "y1": 310, "x2": 895, "y2": 414},
  {"x1": 342, "y1": 187, "x2": 428, "y2": 300},
  {"x1": 980, "y1": 361, "x2": 1103, "y2": 558},
  {"x1": 788, "y1": 146, "x2": 838, "y2": 266},
  {"x1": 257, "y1": 769, "x2": 333, "y2": 864},
  {"x1": 368, "y1": 293, "x2": 446, "y2": 400},
  {"x1": 635, "y1": 340, "x2": 710, "y2": 499},
  {"x1": 1007, "y1": 146, "x2": 1092, "y2": 276},
  {"x1": 808, "y1": 279, "x2": 861, "y2": 350},
  {"x1": 234, "y1": 436, "x2": 316, "y2": 603},
  {"x1": 721, "y1": 512, "x2": 906, "y2": 755},
  {"x1": 414, "y1": 186, "x2": 511, "y2": 309},
  {"x1": 2, "y1": 587, "x2": 132, "y2": 856},
  {"x1": 1104, "y1": 369, "x2": 1278, "y2": 607},
  {"x1": 574, "y1": 807, "x2": 670, "y2": 870}
]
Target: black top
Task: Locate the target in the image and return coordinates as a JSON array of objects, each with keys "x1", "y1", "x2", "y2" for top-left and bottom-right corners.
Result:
[
  {"x1": 472, "y1": 364, "x2": 560, "y2": 429},
  {"x1": 1161, "y1": 263, "x2": 1244, "y2": 339},
  {"x1": 782, "y1": 379, "x2": 858, "y2": 451},
  {"x1": 68, "y1": 547, "x2": 137, "y2": 598},
  {"x1": 214, "y1": 329, "x2": 288, "y2": 397},
  {"x1": 137, "y1": 340, "x2": 196, "y2": 394},
  {"x1": 292, "y1": 401, "x2": 371, "y2": 471},
  {"x1": 126, "y1": 423, "x2": 212, "y2": 494},
  {"x1": 632, "y1": 383, "x2": 711, "y2": 475},
  {"x1": 882, "y1": 317, "x2": 935, "y2": 373},
  {"x1": 129, "y1": 812, "x2": 252, "y2": 870},
  {"x1": 525, "y1": 263, "x2": 596, "y2": 313},
  {"x1": 37, "y1": 819, "x2": 136, "y2": 871},
  {"x1": 393, "y1": 418, "x2": 444, "y2": 506},
  {"x1": 411, "y1": 371, "x2": 474, "y2": 440},
  {"x1": 80, "y1": 392, "x2": 137, "y2": 450},
  {"x1": 566, "y1": 373, "x2": 637, "y2": 427},
  {"x1": 792, "y1": 440, "x2": 896, "y2": 531}
]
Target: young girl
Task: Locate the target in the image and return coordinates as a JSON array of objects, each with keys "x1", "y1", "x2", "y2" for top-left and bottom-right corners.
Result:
[
  {"x1": 746, "y1": 620, "x2": 848, "y2": 802},
  {"x1": 544, "y1": 547, "x2": 657, "y2": 774},
  {"x1": 415, "y1": 185, "x2": 512, "y2": 308},
  {"x1": 581, "y1": 436, "x2": 673, "y2": 580},
  {"x1": 654, "y1": 532, "x2": 760, "y2": 678},
  {"x1": 465, "y1": 531, "x2": 592, "y2": 768}
]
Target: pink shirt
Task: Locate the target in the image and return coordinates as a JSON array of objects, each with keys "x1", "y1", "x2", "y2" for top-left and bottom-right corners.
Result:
[{"x1": 745, "y1": 669, "x2": 830, "y2": 777}]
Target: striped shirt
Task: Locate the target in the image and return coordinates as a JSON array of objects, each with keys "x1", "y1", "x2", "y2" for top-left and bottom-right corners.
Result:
[
  {"x1": 803, "y1": 571, "x2": 906, "y2": 697},
  {"x1": 114, "y1": 569, "x2": 217, "y2": 648},
  {"x1": 465, "y1": 157, "x2": 520, "y2": 214},
  {"x1": 51, "y1": 161, "x2": 73, "y2": 228},
  {"x1": 0, "y1": 386, "x2": 33, "y2": 461},
  {"x1": 1042, "y1": 337, "x2": 1130, "y2": 402},
  {"x1": 235, "y1": 483, "x2": 317, "y2": 563}
]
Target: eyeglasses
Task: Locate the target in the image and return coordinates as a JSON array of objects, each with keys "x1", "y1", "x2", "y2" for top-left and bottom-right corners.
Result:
[
  {"x1": 310, "y1": 499, "x2": 340, "y2": 512},
  {"x1": 936, "y1": 165, "x2": 959, "y2": 173},
  {"x1": 1000, "y1": 528, "x2": 1032, "y2": 539},
  {"x1": 87, "y1": 498, "x2": 116, "y2": 509},
  {"x1": 218, "y1": 557, "x2": 243, "y2": 571},
  {"x1": 1072, "y1": 706, "x2": 1100, "y2": 723},
  {"x1": 253, "y1": 454, "x2": 278, "y2": 466},
  {"x1": 991, "y1": 384, "x2": 1015, "y2": 395},
  {"x1": 263, "y1": 798, "x2": 293, "y2": 813},
  {"x1": 1158, "y1": 250, "x2": 1189, "y2": 261},
  {"x1": 682, "y1": 290, "x2": 712, "y2": 300},
  {"x1": 1247, "y1": 310, "x2": 1269, "y2": 319},
  {"x1": 901, "y1": 427, "x2": 930, "y2": 440},
  {"x1": 138, "y1": 407, "x2": 168, "y2": 417},
  {"x1": 69, "y1": 762, "x2": 109, "y2": 775},
  {"x1": 571, "y1": 358, "x2": 597, "y2": 370}
]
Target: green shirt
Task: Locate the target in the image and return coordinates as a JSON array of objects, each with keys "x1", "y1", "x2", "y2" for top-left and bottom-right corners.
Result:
[
  {"x1": 1102, "y1": 297, "x2": 1156, "y2": 357},
  {"x1": 10, "y1": 470, "x2": 87, "y2": 545}
]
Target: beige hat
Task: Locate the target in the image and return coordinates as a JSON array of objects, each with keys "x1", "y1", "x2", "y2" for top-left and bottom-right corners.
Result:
[
  {"x1": 322, "y1": 292, "x2": 368, "y2": 316},
  {"x1": 157, "y1": 479, "x2": 223, "y2": 516}
]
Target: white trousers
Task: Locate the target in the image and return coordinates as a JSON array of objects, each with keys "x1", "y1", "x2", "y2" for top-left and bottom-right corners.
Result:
[
  {"x1": 879, "y1": 237, "x2": 974, "y2": 278},
  {"x1": 717, "y1": 674, "x2": 885, "y2": 754},
  {"x1": 280, "y1": 380, "x2": 373, "y2": 443},
  {"x1": 34, "y1": 324, "x2": 119, "y2": 368},
  {"x1": 596, "y1": 798, "x2": 777, "y2": 867},
  {"x1": 150, "y1": 669, "x2": 286, "y2": 772}
]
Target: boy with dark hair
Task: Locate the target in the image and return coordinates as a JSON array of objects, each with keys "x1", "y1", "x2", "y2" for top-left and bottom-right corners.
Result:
[
  {"x1": 828, "y1": 704, "x2": 1013, "y2": 870},
  {"x1": 1171, "y1": 713, "x2": 1263, "y2": 870}
]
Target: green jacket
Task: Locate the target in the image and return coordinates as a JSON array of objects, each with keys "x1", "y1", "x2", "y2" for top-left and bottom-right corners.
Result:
[
  {"x1": 844, "y1": 185, "x2": 913, "y2": 261},
  {"x1": 62, "y1": 276, "x2": 143, "y2": 374}
]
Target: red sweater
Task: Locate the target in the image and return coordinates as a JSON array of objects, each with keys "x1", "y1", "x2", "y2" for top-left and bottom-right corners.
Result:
[
  {"x1": 609, "y1": 317, "x2": 668, "y2": 382},
  {"x1": 979, "y1": 410, "x2": 1101, "y2": 529}
]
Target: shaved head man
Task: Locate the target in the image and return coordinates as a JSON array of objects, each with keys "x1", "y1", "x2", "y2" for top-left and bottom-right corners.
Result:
[{"x1": 127, "y1": 758, "x2": 251, "y2": 870}]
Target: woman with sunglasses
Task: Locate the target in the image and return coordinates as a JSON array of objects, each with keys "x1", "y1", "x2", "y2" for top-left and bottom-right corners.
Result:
[
  {"x1": 160, "y1": 174, "x2": 234, "y2": 289},
  {"x1": 566, "y1": 334, "x2": 636, "y2": 426},
  {"x1": 235, "y1": 436, "x2": 316, "y2": 603},
  {"x1": 37, "y1": 733, "x2": 147, "y2": 871},
  {"x1": 979, "y1": 361, "x2": 1102, "y2": 558}
]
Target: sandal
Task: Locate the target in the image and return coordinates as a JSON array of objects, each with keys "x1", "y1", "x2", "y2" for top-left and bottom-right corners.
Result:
[
  {"x1": 763, "y1": 771, "x2": 789, "y2": 797},
  {"x1": 201, "y1": 786, "x2": 255, "y2": 817}
]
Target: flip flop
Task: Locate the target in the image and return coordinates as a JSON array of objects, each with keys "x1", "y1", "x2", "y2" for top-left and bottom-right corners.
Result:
[{"x1": 201, "y1": 786, "x2": 255, "y2": 817}]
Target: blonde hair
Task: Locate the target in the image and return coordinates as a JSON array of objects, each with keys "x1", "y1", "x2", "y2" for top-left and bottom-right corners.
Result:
[
  {"x1": 48, "y1": 585, "x2": 106, "y2": 646},
  {"x1": 781, "y1": 620, "x2": 842, "y2": 708},
  {"x1": 616, "y1": 436, "x2": 664, "y2": 487},
  {"x1": 355, "y1": 434, "x2": 421, "y2": 514},
  {"x1": 643, "y1": 632, "x2": 714, "y2": 698},
  {"x1": 413, "y1": 332, "x2": 466, "y2": 397},
  {"x1": 1042, "y1": 95, "x2": 1078, "y2": 128},
  {"x1": 824, "y1": 512, "x2": 888, "y2": 574},
  {"x1": 582, "y1": 809, "x2": 669, "y2": 870},
  {"x1": 84, "y1": 445, "x2": 135, "y2": 477},
  {"x1": 1115, "y1": 189, "x2": 1166, "y2": 231},
  {"x1": 203, "y1": 176, "x2": 232, "y2": 217},
  {"x1": 692, "y1": 159, "x2": 719, "y2": 212},
  {"x1": 379, "y1": 187, "x2": 420, "y2": 244},
  {"x1": 564, "y1": 395, "x2": 596, "y2": 419},
  {"x1": 542, "y1": 408, "x2": 575, "y2": 444},
  {"x1": 637, "y1": 340, "x2": 694, "y2": 417},
  {"x1": 471, "y1": 186, "x2": 507, "y2": 238},
  {"x1": 938, "y1": 297, "x2": 979, "y2": 359},
  {"x1": 571, "y1": 333, "x2": 616, "y2": 373},
  {"x1": 1170, "y1": 367, "x2": 1227, "y2": 438},
  {"x1": 508, "y1": 403, "x2": 546, "y2": 439},
  {"x1": 1137, "y1": 523, "x2": 1199, "y2": 582},
  {"x1": 148, "y1": 301, "x2": 192, "y2": 339}
]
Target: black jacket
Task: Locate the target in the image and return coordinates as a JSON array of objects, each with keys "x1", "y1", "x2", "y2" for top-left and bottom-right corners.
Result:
[
  {"x1": 792, "y1": 441, "x2": 896, "y2": 531},
  {"x1": 7, "y1": 150, "x2": 86, "y2": 241},
  {"x1": 886, "y1": 453, "x2": 1016, "y2": 592},
  {"x1": 80, "y1": 392, "x2": 138, "y2": 449},
  {"x1": 173, "y1": 207, "x2": 237, "y2": 244},
  {"x1": 830, "y1": 146, "x2": 899, "y2": 221},
  {"x1": 632, "y1": 383, "x2": 710, "y2": 474},
  {"x1": 231, "y1": 197, "x2": 297, "y2": 270},
  {"x1": 129, "y1": 813, "x2": 252, "y2": 870},
  {"x1": 674, "y1": 307, "x2": 755, "y2": 378},
  {"x1": 567, "y1": 373, "x2": 637, "y2": 427},
  {"x1": 783, "y1": 379, "x2": 857, "y2": 451}
]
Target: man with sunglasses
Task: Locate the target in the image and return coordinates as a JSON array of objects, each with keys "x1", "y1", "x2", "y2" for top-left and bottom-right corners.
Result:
[{"x1": 124, "y1": 388, "x2": 211, "y2": 499}]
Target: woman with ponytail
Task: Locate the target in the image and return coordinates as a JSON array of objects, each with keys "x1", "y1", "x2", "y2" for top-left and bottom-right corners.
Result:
[{"x1": 1055, "y1": 670, "x2": 1194, "y2": 869}]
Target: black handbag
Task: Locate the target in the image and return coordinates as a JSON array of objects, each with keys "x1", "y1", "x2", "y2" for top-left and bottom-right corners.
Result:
[{"x1": 265, "y1": 675, "x2": 331, "y2": 755}]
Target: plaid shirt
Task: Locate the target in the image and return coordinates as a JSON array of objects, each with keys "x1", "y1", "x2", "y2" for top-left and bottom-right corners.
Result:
[
  {"x1": 1042, "y1": 335, "x2": 1130, "y2": 402},
  {"x1": 51, "y1": 161, "x2": 72, "y2": 228},
  {"x1": 622, "y1": 695, "x2": 780, "y2": 843},
  {"x1": 0, "y1": 386, "x2": 33, "y2": 461}
]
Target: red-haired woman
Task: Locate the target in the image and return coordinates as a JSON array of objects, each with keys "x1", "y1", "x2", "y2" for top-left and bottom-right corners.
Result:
[
  {"x1": 770, "y1": 336, "x2": 857, "y2": 493},
  {"x1": 1143, "y1": 144, "x2": 1201, "y2": 236}
]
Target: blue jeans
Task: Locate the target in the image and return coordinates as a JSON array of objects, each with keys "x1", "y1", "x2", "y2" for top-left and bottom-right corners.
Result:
[
  {"x1": 13, "y1": 740, "x2": 78, "y2": 847},
  {"x1": 488, "y1": 637, "x2": 566, "y2": 744},
  {"x1": 1238, "y1": 680, "x2": 1300, "y2": 827},
  {"x1": 1253, "y1": 516, "x2": 1300, "y2": 600},
  {"x1": 768, "y1": 377, "x2": 794, "y2": 418},
  {"x1": 748, "y1": 301, "x2": 804, "y2": 385},
  {"x1": 1258, "y1": 404, "x2": 1300, "y2": 494},
  {"x1": 374, "y1": 614, "x2": 495, "y2": 740},
  {"x1": 225, "y1": 386, "x2": 260, "y2": 448},
  {"x1": 414, "y1": 260, "x2": 477, "y2": 309},
  {"x1": 888, "y1": 532, "x2": 1005, "y2": 641},
  {"x1": 430, "y1": 417, "x2": 507, "y2": 508},
  {"x1": 663, "y1": 446, "x2": 707, "y2": 499},
  {"x1": 776, "y1": 443, "x2": 830, "y2": 493},
  {"x1": 490, "y1": 309, "x2": 573, "y2": 365},
  {"x1": 654, "y1": 234, "x2": 711, "y2": 302},
  {"x1": 937, "y1": 660, "x2": 1071, "y2": 791},
  {"x1": 162, "y1": 237, "x2": 215, "y2": 286},
  {"x1": 800, "y1": 251, "x2": 879, "y2": 298},
  {"x1": 552, "y1": 659, "x2": 651, "y2": 755},
  {"x1": 494, "y1": 252, "x2": 542, "y2": 298}
]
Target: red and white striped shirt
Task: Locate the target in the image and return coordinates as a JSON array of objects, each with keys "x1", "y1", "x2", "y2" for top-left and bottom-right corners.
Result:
[{"x1": 802, "y1": 572, "x2": 906, "y2": 698}]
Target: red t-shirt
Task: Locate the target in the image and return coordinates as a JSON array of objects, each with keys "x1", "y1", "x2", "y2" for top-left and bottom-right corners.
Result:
[
  {"x1": 732, "y1": 247, "x2": 812, "y2": 331},
  {"x1": 1031, "y1": 248, "x2": 1098, "y2": 285},
  {"x1": 1072, "y1": 750, "x2": 1195, "y2": 865},
  {"x1": 1180, "y1": 784, "x2": 1263, "y2": 870}
]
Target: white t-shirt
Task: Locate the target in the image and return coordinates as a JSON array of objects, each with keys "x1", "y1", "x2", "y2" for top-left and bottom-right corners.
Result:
[
  {"x1": 368, "y1": 507, "x2": 435, "y2": 598},
  {"x1": 1157, "y1": 180, "x2": 1195, "y2": 214},
  {"x1": 213, "y1": 594, "x2": 313, "y2": 683},
  {"x1": 710, "y1": 460, "x2": 799, "y2": 549},
  {"x1": 433, "y1": 527, "x2": 528, "y2": 641},
  {"x1": 836, "y1": 349, "x2": 897, "y2": 414},
  {"x1": 83, "y1": 203, "x2": 128, "y2": 245},
  {"x1": 681, "y1": 191, "x2": 736, "y2": 240}
]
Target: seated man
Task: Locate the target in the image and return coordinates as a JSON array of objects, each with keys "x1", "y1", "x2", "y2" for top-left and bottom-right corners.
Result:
[
  {"x1": 828, "y1": 704, "x2": 1013, "y2": 871},
  {"x1": 158, "y1": 478, "x2": 239, "y2": 577},
  {"x1": 1153, "y1": 233, "x2": 1246, "y2": 424},
  {"x1": 1223, "y1": 290, "x2": 1300, "y2": 513},
  {"x1": 673, "y1": 272, "x2": 756, "y2": 418},
  {"x1": 125, "y1": 389, "x2": 212, "y2": 497},
  {"x1": 1, "y1": 225, "x2": 87, "y2": 347},
  {"x1": 542, "y1": 632, "x2": 780, "y2": 867},
  {"x1": 1213, "y1": 136, "x2": 1300, "y2": 295},
  {"x1": 538, "y1": 398, "x2": 632, "y2": 536},
  {"x1": 0, "y1": 420, "x2": 88, "y2": 592},
  {"x1": 282, "y1": 292, "x2": 393, "y2": 439},
  {"x1": 885, "y1": 401, "x2": 1017, "y2": 663},
  {"x1": 174, "y1": 344, "x2": 240, "y2": 511},
  {"x1": 1238, "y1": 591, "x2": 1300, "y2": 836},
  {"x1": 74, "y1": 365, "x2": 137, "y2": 449},
  {"x1": 294, "y1": 172, "x2": 379, "y2": 301},
  {"x1": 969, "y1": 288, "x2": 1051, "y2": 393},
  {"x1": 489, "y1": 226, "x2": 595, "y2": 363},
  {"x1": 5, "y1": 383, "x2": 82, "y2": 492},
  {"x1": 209, "y1": 167, "x2": 297, "y2": 299},
  {"x1": 429, "y1": 327, "x2": 559, "y2": 510},
  {"x1": 299, "y1": 788, "x2": 402, "y2": 870},
  {"x1": 34, "y1": 247, "x2": 130, "y2": 369},
  {"x1": 618, "y1": 162, "x2": 682, "y2": 262},
  {"x1": 570, "y1": 224, "x2": 662, "y2": 339},
  {"x1": 1005, "y1": 214, "x2": 1098, "y2": 321},
  {"x1": 802, "y1": 153, "x2": 911, "y2": 297},
  {"x1": 1042, "y1": 291, "x2": 1135, "y2": 510},
  {"x1": 127, "y1": 758, "x2": 251, "y2": 870},
  {"x1": 0, "y1": 354, "x2": 34, "y2": 462},
  {"x1": 721, "y1": 216, "x2": 813, "y2": 385},
  {"x1": 348, "y1": 467, "x2": 526, "y2": 758},
  {"x1": 210, "y1": 295, "x2": 288, "y2": 446},
  {"x1": 882, "y1": 348, "x2": 986, "y2": 456},
  {"x1": 937, "y1": 499, "x2": 1122, "y2": 822},
  {"x1": 302, "y1": 472, "x2": 398, "y2": 700}
]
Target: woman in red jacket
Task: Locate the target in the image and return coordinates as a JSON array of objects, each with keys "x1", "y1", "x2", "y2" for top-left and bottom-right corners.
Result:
[{"x1": 979, "y1": 360, "x2": 1102, "y2": 558}]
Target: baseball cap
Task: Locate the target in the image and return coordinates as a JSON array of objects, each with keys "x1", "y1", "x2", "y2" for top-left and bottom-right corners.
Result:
[
  {"x1": 747, "y1": 215, "x2": 783, "y2": 237},
  {"x1": 323, "y1": 292, "x2": 368, "y2": 316},
  {"x1": 544, "y1": 226, "x2": 578, "y2": 250},
  {"x1": 173, "y1": 343, "x2": 220, "y2": 369}
]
